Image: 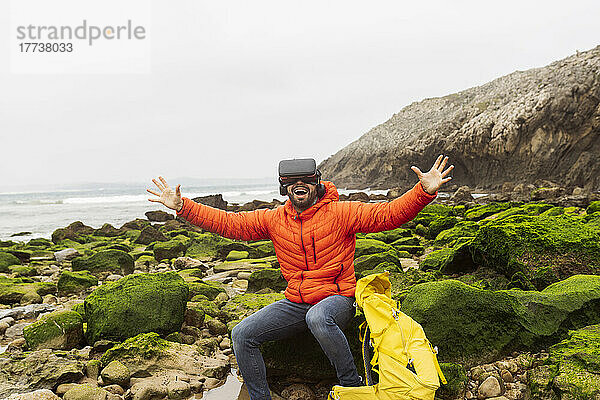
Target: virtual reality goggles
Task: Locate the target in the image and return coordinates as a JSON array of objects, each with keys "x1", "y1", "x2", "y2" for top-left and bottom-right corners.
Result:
[{"x1": 278, "y1": 158, "x2": 324, "y2": 196}]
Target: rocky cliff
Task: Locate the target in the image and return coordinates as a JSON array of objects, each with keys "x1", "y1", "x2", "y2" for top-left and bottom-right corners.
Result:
[{"x1": 319, "y1": 46, "x2": 600, "y2": 192}]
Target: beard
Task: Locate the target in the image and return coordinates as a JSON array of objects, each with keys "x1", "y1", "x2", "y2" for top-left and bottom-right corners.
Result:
[{"x1": 288, "y1": 184, "x2": 318, "y2": 212}]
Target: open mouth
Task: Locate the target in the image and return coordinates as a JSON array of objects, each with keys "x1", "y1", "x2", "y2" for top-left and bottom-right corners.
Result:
[{"x1": 292, "y1": 186, "x2": 309, "y2": 196}]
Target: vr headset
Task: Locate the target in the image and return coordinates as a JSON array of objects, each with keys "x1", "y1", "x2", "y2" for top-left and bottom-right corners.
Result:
[{"x1": 278, "y1": 158, "x2": 326, "y2": 197}]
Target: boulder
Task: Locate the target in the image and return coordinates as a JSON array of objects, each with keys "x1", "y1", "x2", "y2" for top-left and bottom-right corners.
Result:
[
  {"x1": 401, "y1": 275, "x2": 600, "y2": 366},
  {"x1": 353, "y1": 250, "x2": 403, "y2": 276},
  {"x1": 153, "y1": 237, "x2": 190, "y2": 261},
  {"x1": 100, "y1": 332, "x2": 229, "y2": 381},
  {"x1": 0, "y1": 276, "x2": 56, "y2": 305},
  {"x1": 120, "y1": 218, "x2": 151, "y2": 231},
  {"x1": 51, "y1": 221, "x2": 94, "y2": 244},
  {"x1": 0, "y1": 349, "x2": 85, "y2": 398},
  {"x1": 191, "y1": 194, "x2": 228, "y2": 210},
  {"x1": 23, "y1": 310, "x2": 84, "y2": 351},
  {"x1": 58, "y1": 270, "x2": 98, "y2": 295},
  {"x1": 354, "y1": 239, "x2": 393, "y2": 258},
  {"x1": 63, "y1": 385, "x2": 109, "y2": 400},
  {"x1": 145, "y1": 210, "x2": 175, "y2": 222},
  {"x1": 94, "y1": 223, "x2": 124, "y2": 237},
  {"x1": 0, "y1": 252, "x2": 21, "y2": 272},
  {"x1": 421, "y1": 238, "x2": 476, "y2": 275},
  {"x1": 450, "y1": 186, "x2": 475, "y2": 203},
  {"x1": 186, "y1": 280, "x2": 225, "y2": 301},
  {"x1": 364, "y1": 228, "x2": 411, "y2": 244},
  {"x1": 84, "y1": 272, "x2": 188, "y2": 343},
  {"x1": 246, "y1": 268, "x2": 287, "y2": 293},
  {"x1": 54, "y1": 248, "x2": 81, "y2": 263},
  {"x1": 71, "y1": 250, "x2": 134, "y2": 277},
  {"x1": 434, "y1": 221, "x2": 480, "y2": 246},
  {"x1": 426, "y1": 216, "x2": 459, "y2": 239},
  {"x1": 5, "y1": 389, "x2": 61, "y2": 399},
  {"x1": 134, "y1": 225, "x2": 168, "y2": 245},
  {"x1": 470, "y1": 213, "x2": 600, "y2": 286},
  {"x1": 226, "y1": 250, "x2": 250, "y2": 261},
  {"x1": 100, "y1": 360, "x2": 130, "y2": 387},
  {"x1": 184, "y1": 233, "x2": 234, "y2": 261},
  {"x1": 464, "y1": 202, "x2": 514, "y2": 221}
]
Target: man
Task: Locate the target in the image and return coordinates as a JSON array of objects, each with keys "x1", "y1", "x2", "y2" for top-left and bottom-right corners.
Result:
[{"x1": 147, "y1": 155, "x2": 453, "y2": 400}]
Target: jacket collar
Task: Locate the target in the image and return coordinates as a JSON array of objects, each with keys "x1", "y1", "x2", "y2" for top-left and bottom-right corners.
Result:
[{"x1": 284, "y1": 180, "x2": 339, "y2": 220}]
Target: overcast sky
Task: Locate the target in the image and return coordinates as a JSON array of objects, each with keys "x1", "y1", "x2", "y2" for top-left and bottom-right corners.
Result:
[{"x1": 1, "y1": 0, "x2": 599, "y2": 190}]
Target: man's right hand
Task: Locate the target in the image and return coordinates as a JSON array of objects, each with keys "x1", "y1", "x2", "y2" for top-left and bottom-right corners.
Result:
[{"x1": 147, "y1": 176, "x2": 183, "y2": 212}]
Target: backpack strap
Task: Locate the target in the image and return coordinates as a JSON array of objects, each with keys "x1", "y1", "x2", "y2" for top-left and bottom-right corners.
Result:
[
  {"x1": 430, "y1": 343, "x2": 447, "y2": 385},
  {"x1": 359, "y1": 321, "x2": 375, "y2": 385}
]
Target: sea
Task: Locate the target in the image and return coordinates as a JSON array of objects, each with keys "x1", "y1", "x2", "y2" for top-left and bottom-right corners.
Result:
[{"x1": 0, "y1": 179, "x2": 394, "y2": 242}]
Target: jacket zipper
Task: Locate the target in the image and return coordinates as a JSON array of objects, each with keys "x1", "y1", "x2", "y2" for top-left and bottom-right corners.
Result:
[
  {"x1": 312, "y1": 236, "x2": 317, "y2": 264},
  {"x1": 298, "y1": 215, "x2": 308, "y2": 302},
  {"x1": 334, "y1": 264, "x2": 343, "y2": 293}
]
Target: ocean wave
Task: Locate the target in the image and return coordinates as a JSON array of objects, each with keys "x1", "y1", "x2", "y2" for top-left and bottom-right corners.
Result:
[
  {"x1": 63, "y1": 194, "x2": 148, "y2": 204},
  {"x1": 11, "y1": 199, "x2": 64, "y2": 205}
]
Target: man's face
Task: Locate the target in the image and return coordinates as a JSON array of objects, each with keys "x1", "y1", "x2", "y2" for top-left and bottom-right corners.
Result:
[{"x1": 287, "y1": 179, "x2": 318, "y2": 212}]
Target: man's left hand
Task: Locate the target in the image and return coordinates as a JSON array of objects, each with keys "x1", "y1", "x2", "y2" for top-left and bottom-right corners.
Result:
[{"x1": 411, "y1": 155, "x2": 454, "y2": 195}]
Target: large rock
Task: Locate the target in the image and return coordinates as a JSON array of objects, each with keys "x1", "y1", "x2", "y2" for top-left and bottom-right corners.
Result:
[
  {"x1": 191, "y1": 194, "x2": 228, "y2": 210},
  {"x1": 320, "y1": 46, "x2": 600, "y2": 193},
  {"x1": 100, "y1": 332, "x2": 229, "y2": 380},
  {"x1": 354, "y1": 239, "x2": 393, "y2": 258},
  {"x1": 401, "y1": 275, "x2": 600, "y2": 366},
  {"x1": 145, "y1": 210, "x2": 175, "y2": 222},
  {"x1": 51, "y1": 221, "x2": 94, "y2": 244},
  {"x1": 5, "y1": 389, "x2": 61, "y2": 400},
  {"x1": 84, "y1": 272, "x2": 188, "y2": 343},
  {"x1": 23, "y1": 310, "x2": 84, "y2": 350},
  {"x1": 0, "y1": 349, "x2": 85, "y2": 398},
  {"x1": 134, "y1": 225, "x2": 168, "y2": 245},
  {"x1": 71, "y1": 249, "x2": 134, "y2": 277},
  {"x1": 57, "y1": 270, "x2": 98, "y2": 295},
  {"x1": 94, "y1": 223, "x2": 124, "y2": 237},
  {"x1": 153, "y1": 237, "x2": 190, "y2": 261},
  {"x1": 0, "y1": 252, "x2": 20, "y2": 272},
  {"x1": 184, "y1": 233, "x2": 234, "y2": 261},
  {"x1": 63, "y1": 385, "x2": 109, "y2": 400},
  {"x1": 0, "y1": 276, "x2": 56, "y2": 305},
  {"x1": 470, "y1": 213, "x2": 600, "y2": 287}
]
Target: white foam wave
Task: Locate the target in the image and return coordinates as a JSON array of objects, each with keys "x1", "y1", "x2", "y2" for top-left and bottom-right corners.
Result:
[
  {"x1": 12, "y1": 199, "x2": 64, "y2": 205},
  {"x1": 64, "y1": 195, "x2": 148, "y2": 204}
]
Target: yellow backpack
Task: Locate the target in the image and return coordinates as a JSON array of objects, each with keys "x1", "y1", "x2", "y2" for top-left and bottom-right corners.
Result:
[{"x1": 328, "y1": 272, "x2": 446, "y2": 400}]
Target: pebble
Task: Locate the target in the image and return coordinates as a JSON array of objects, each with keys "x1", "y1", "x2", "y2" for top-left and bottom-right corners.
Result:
[{"x1": 478, "y1": 376, "x2": 501, "y2": 398}]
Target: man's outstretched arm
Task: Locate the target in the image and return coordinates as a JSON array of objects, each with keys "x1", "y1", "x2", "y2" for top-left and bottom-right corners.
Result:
[
  {"x1": 345, "y1": 155, "x2": 454, "y2": 233},
  {"x1": 147, "y1": 176, "x2": 270, "y2": 241}
]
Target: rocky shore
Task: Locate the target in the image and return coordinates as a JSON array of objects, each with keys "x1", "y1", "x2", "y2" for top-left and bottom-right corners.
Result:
[{"x1": 1, "y1": 182, "x2": 599, "y2": 400}]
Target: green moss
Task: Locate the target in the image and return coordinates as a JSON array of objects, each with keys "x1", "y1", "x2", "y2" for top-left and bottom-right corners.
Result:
[
  {"x1": 223, "y1": 293, "x2": 284, "y2": 323},
  {"x1": 153, "y1": 237, "x2": 190, "y2": 261},
  {"x1": 470, "y1": 214, "x2": 600, "y2": 284},
  {"x1": 9, "y1": 265, "x2": 37, "y2": 277},
  {"x1": 464, "y1": 202, "x2": 513, "y2": 221},
  {"x1": 226, "y1": 250, "x2": 249, "y2": 261},
  {"x1": 100, "y1": 332, "x2": 170, "y2": 367},
  {"x1": 364, "y1": 228, "x2": 411, "y2": 244},
  {"x1": 185, "y1": 233, "x2": 234, "y2": 261},
  {"x1": 354, "y1": 239, "x2": 393, "y2": 258},
  {"x1": 427, "y1": 216, "x2": 459, "y2": 239},
  {"x1": 72, "y1": 249, "x2": 134, "y2": 276},
  {"x1": 0, "y1": 251, "x2": 20, "y2": 272},
  {"x1": 187, "y1": 280, "x2": 225, "y2": 300},
  {"x1": 0, "y1": 276, "x2": 56, "y2": 305},
  {"x1": 388, "y1": 269, "x2": 440, "y2": 301},
  {"x1": 23, "y1": 310, "x2": 83, "y2": 350},
  {"x1": 434, "y1": 221, "x2": 480, "y2": 246},
  {"x1": 437, "y1": 363, "x2": 467, "y2": 398},
  {"x1": 353, "y1": 250, "x2": 402, "y2": 276},
  {"x1": 58, "y1": 270, "x2": 98, "y2": 295},
  {"x1": 248, "y1": 240, "x2": 276, "y2": 258},
  {"x1": 586, "y1": 201, "x2": 600, "y2": 214},
  {"x1": 84, "y1": 272, "x2": 188, "y2": 343},
  {"x1": 421, "y1": 248, "x2": 454, "y2": 272}
]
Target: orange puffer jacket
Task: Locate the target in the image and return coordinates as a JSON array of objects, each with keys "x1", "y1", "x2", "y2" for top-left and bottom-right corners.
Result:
[{"x1": 177, "y1": 181, "x2": 436, "y2": 304}]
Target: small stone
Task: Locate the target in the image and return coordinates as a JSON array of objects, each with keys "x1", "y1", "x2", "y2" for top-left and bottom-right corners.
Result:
[
  {"x1": 42, "y1": 294, "x2": 58, "y2": 304},
  {"x1": 105, "y1": 274, "x2": 123, "y2": 282},
  {"x1": 131, "y1": 380, "x2": 167, "y2": 400},
  {"x1": 87, "y1": 359, "x2": 102, "y2": 380},
  {"x1": 504, "y1": 389, "x2": 522, "y2": 400},
  {"x1": 280, "y1": 383, "x2": 316, "y2": 400},
  {"x1": 64, "y1": 384, "x2": 109, "y2": 400},
  {"x1": 206, "y1": 319, "x2": 228, "y2": 335},
  {"x1": 465, "y1": 390, "x2": 475, "y2": 399},
  {"x1": 237, "y1": 272, "x2": 252, "y2": 280},
  {"x1": 5, "y1": 389, "x2": 61, "y2": 399},
  {"x1": 57, "y1": 383, "x2": 80, "y2": 395},
  {"x1": 166, "y1": 380, "x2": 191, "y2": 399},
  {"x1": 101, "y1": 360, "x2": 131, "y2": 388},
  {"x1": 0, "y1": 316, "x2": 15, "y2": 326},
  {"x1": 103, "y1": 384, "x2": 125, "y2": 395},
  {"x1": 220, "y1": 337, "x2": 231, "y2": 350},
  {"x1": 215, "y1": 292, "x2": 229, "y2": 303},
  {"x1": 470, "y1": 366, "x2": 485, "y2": 381},
  {"x1": 0, "y1": 321, "x2": 9, "y2": 334},
  {"x1": 203, "y1": 377, "x2": 221, "y2": 390},
  {"x1": 501, "y1": 369, "x2": 514, "y2": 383},
  {"x1": 478, "y1": 376, "x2": 502, "y2": 398}
]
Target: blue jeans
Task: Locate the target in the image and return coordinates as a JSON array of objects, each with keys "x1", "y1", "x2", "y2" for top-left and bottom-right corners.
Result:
[{"x1": 231, "y1": 295, "x2": 361, "y2": 400}]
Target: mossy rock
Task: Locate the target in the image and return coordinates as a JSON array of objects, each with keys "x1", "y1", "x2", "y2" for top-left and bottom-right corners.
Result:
[
  {"x1": 354, "y1": 239, "x2": 393, "y2": 258},
  {"x1": 27, "y1": 238, "x2": 53, "y2": 248},
  {"x1": 509, "y1": 271, "x2": 536, "y2": 291},
  {"x1": 185, "y1": 233, "x2": 234, "y2": 261},
  {"x1": 401, "y1": 275, "x2": 600, "y2": 366},
  {"x1": 213, "y1": 258, "x2": 274, "y2": 273},
  {"x1": 389, "y1": 236, "x2": 421, "y2": 248},
  {"x1": 72, "y1": 249, "x2": 134, "y2": 276},
  {"x1": 153, "y1": 237, "x2": 191, "y2": 261},
  {"x1": 0, "y1": 276, "x2": 56, "y2": 305},
  {"x1": 586, "y1": 201, "x2": 600, "y2": 215},
  {"x1": 470, "y1": 214, "x2": 600, "y2": 285},
  {"x1": 63, "y1": 384, "x2": 110, "y2": 400},
  {"x1": 51, "y1": 221, "x2": 95, "y2": 244},
  {"x1": 388, "y1": 269, "x2": 441, "y2": 302},
  {"x1": 217, "y1": 243, "x2": 255, "y2": 260},
  {"x1": 226, "y1": 250, "x2": 249, "y2": 261},
  {"x1": 540, "y1": 206, "x2": 565, "y2": 217},
  {"x1": 0, "y1": 251, "x2": 20, "y2": 272},
  {"x1": 464, "y1": 202, "x2": 514, "y2": 221},
  {"x1": 9, "y1": 265, "x2": 37, "y2": 277},
  {"x1": 357, "y1": 261, "x2": 402, "y2": 279},
  {"x1": 415, "y1": 224, "x2": 427, "y2": 237},
  {"x1": 71, "y1": 302, "x2": 86, "y2": 321},
  {"x1": 426, "y1": 216, "x2": 459, "y2": 239},
  {"x1": 187, "y1": 280, "x2": 225, "y2": 301},
  {"x1": 134, "y1": 255, "x2": 158, "y2": 269},
  {"x1": 58, "y1": 270, "x2": 98, "y2": 295},
  {"x1": 84, "y1": 272, "x2": 188, "y2": 343},
  {"x1": 421, "y1": 203, "x2": 455, "y2": 216},
  {"x1": 364, "y1": 228, "x2": 411, "y2": 244},
  {"x1": 391, "y1": 245, "x2": 424, "y2": 255},
  {"x1": 353, "y1": 250, "x2": 402, "y2": 276},
  {"x1": 223, "y1": 293, "x2": 285, "y2": 324},
  {"x1": 134, "y1": 225, "x2": 168, "y2": 245},
  {"x1": 188, "y1": 299, "x2": 231, "y2": 322},
  {"x1": 247, "y1": 268, "x2": 286, "y2": 293},
  {"x1": 100, "y1": 332, "x2": 171, "y2": 367},
  {"x1": 248, "y1": 240, "x2": 276, "y2": 258},
  {"x1": 434, "y1": 221, "x2": 480, "y2": 246},
  {"x1": 23, "y1": 310, "x2": 84, "y2": 350}
]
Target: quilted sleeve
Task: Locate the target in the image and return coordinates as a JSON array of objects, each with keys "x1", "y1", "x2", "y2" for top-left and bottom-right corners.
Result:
[
  {"x1": 176, "y1": 197, "x2": 271, "y2": 241},
  {"x1": 342, "y1": 181, "x2": 437, "y2": 234}
]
